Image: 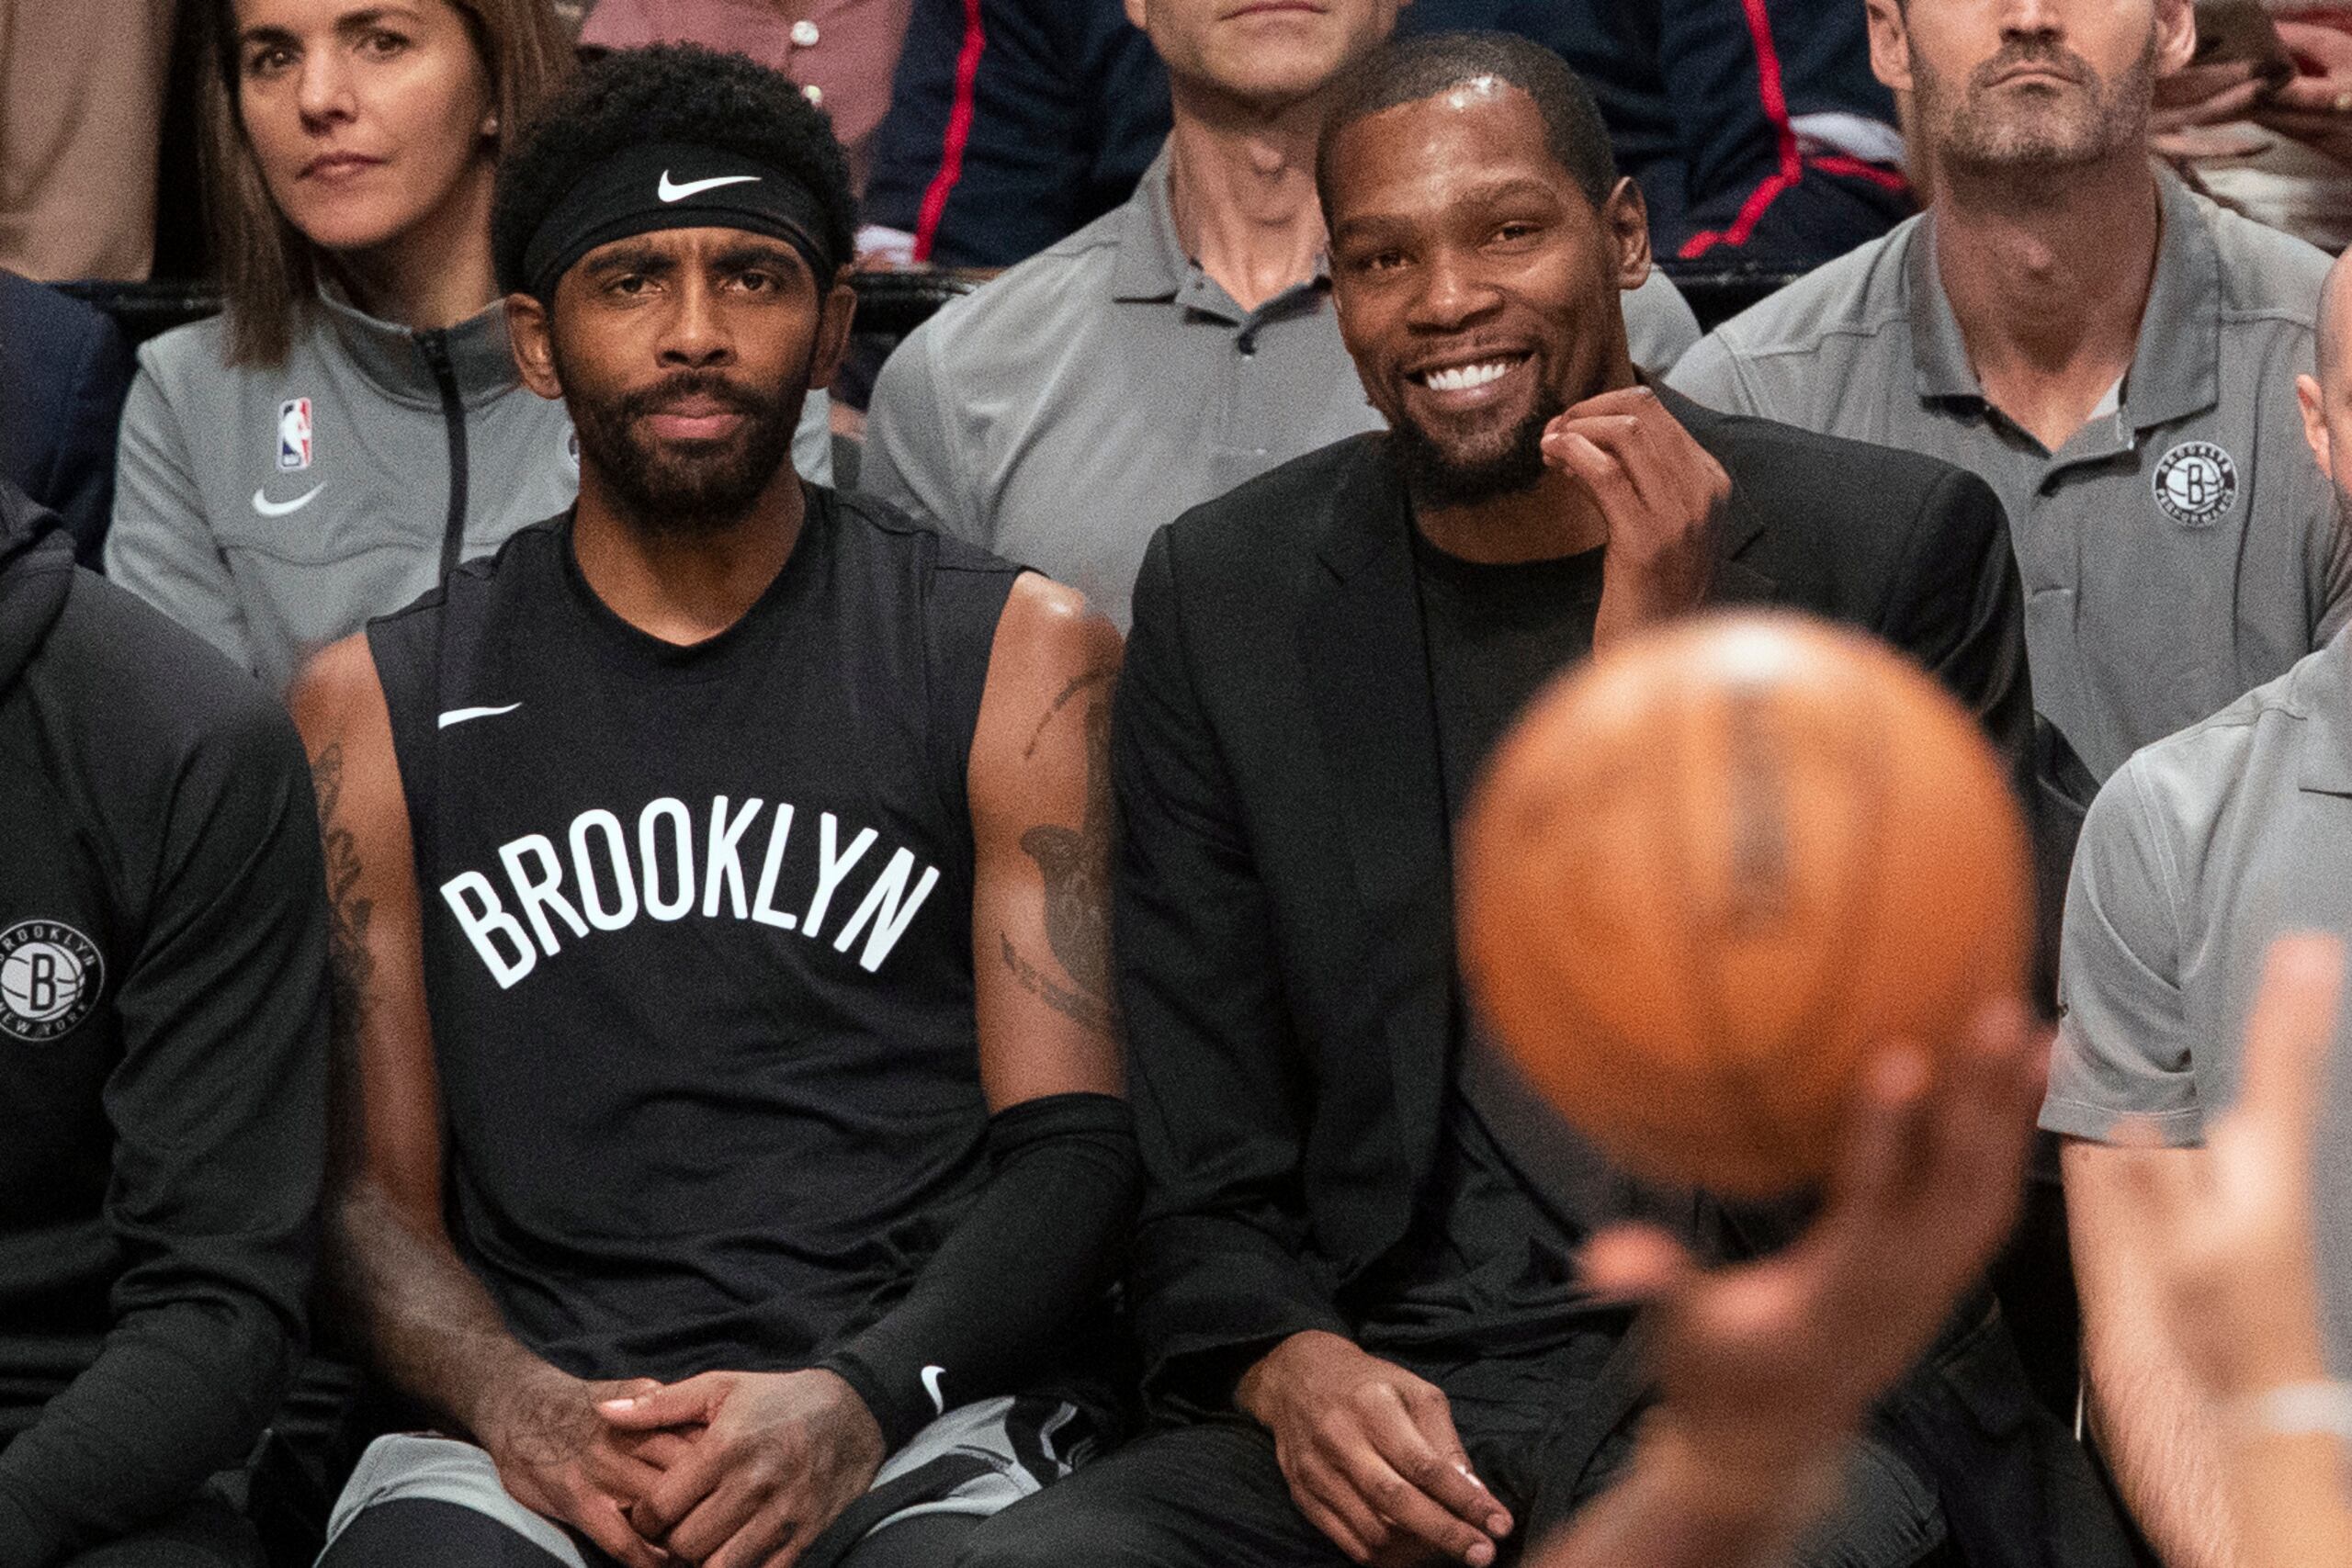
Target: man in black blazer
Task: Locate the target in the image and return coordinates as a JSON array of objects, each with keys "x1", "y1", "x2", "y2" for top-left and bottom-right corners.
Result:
[
  {"x1": 966, "y1": 31, "x2": 2125, "y2": 1568},
  {"x1": 0, "y1": 268, "x2": 134, "y2": 568}
]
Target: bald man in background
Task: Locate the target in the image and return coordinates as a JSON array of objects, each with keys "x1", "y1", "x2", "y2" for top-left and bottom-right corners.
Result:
[{"x1": 2048, "y1": 249, "x2": 2352, "y2": 1568}]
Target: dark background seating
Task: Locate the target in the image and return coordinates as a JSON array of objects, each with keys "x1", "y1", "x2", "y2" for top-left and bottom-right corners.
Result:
[{"x1": 58, "y1": 263, "x2": 1804, "y2": 357}]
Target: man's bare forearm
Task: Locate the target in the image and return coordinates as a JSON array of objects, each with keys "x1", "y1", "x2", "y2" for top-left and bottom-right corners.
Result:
[
  {"x1": 2086, "y1": 1338, "x2": 2245, "y2": 1568},
  {"x1": 331, "y1": 1179, "x2": 558, "y2": 1440},
  {"x1": 311, "y1": 734, "x2": 557, "y2": 1440}
]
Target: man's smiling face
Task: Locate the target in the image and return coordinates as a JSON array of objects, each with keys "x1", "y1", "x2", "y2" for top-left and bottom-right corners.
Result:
[{"x1": 1324, "y1": 77, "x2": 1646, "y2": 506}]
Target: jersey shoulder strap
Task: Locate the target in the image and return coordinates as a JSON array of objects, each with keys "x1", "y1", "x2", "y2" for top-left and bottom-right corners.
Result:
[{"x1": 365, "y1": 514, "x2": 568, "y2": 852}]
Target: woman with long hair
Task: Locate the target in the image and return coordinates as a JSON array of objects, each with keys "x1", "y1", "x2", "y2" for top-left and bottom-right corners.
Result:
[{"x1": 106, "y1": 0, "x2": 831, "y2": 691}]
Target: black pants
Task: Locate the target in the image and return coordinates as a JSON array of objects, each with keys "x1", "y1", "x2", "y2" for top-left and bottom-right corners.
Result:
[
  {"x1": 962, "y1": 1347, "x2": 1946, "y2": 1568},
  {"x1": 319, "y1": 1501, "x2": 978, "y2": 1568},
  {"x1": 52, "y1": 1496, "x2": 263, "y2": 1568}
]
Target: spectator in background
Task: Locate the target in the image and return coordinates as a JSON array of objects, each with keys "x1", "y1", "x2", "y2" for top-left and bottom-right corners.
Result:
[
  {"x1": 863, "y1": 0, "x2": 1910, "y2": 271},
  {"x1": 861, "y1": 3, "x2": 1702, "y2": 628},
  {"x1": 0, "y1": 272, "x2": 134, "y2": 567},
  {"x1": 1671, "y1": 0, "x2": 2349, "y2": 790},
  {"x1": 2150, "y1": 6, "x2": 2352, "y2": 254},
  {"x1": 0, "y1": 0, "x2": 179, "y2": 279},
  {"x1": 859, "y1": 0, "x2": 1168, "y2": 267},
  {"x1": 576, "y1": 0, "x2": 914, "y2": 196},
  {"x1": 2043, "y1": 249, "x2": 2352, "y2": 1568},
  {"x1": 0, "y1": 476, "x2": 328, "y2": 1568},
  {"x1": 104, "y1": 0, "x2": 833, "y2": 694}
]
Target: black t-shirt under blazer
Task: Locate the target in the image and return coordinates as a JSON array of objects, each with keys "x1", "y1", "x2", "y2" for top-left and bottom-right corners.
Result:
[{"x1": 368, "y1": 489, "x2": 1020, "y2": 1383}]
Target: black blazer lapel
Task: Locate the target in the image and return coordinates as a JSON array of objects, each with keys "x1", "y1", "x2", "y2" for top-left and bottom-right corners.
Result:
[
  {"x1": 1298, "y1": 441, "x2": 1454, "y2": 1189},
  {"x1": 1660, "y1": 385, "x2": 1780, "y2": 608}
]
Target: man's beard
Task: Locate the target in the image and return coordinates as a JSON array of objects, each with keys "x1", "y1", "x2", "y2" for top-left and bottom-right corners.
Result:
[
  {"x1": 1391, "y1": 386, "x2": 1567, "y2": 510},
  {"x1": 1918, "y1": 33, "x2": 2155, "y2": 175},
  {"x1": 563, "y1": 356, "x2": 807, "y2": 537}
]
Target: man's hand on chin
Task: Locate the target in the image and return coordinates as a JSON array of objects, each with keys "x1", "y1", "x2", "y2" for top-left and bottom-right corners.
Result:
[
  {"x1": 1234, "y1": 1329, "x2": 1514, "y2": 1568},
  {"x1": 1541, "y1": 386, "x2": 1728, "y2": 651},
  {"x1": 598, "y1": 1367, "x2": 887, "y2": 1568},
  {"x1": 475, "y1": 1366, "x2": 682, "y2": 1568}
]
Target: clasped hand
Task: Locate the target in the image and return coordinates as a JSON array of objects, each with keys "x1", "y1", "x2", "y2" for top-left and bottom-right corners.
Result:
[{"x1": 481, "y1": 1364, "x2": 884, "y2": 1568}]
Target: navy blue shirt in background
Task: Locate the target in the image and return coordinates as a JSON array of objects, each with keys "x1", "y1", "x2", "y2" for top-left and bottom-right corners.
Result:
[{"x1": 865, "y1": 0, "x2": 1908, "y2": 270}]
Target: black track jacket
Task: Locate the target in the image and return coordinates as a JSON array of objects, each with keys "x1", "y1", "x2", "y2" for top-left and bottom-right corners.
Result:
[{"x1": 0, "y1": 480, "x2": 325, "y2": 1562}]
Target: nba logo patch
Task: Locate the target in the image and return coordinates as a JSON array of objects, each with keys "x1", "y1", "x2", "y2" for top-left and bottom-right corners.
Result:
[{"x1": 277, "y1": 398, "x2": 313, "y2": 470}]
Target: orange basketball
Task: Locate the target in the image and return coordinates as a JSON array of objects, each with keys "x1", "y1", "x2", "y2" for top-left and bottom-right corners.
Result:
[{"x1": 1455, "y1": 610, "x2": 2030, "y2": 1200}]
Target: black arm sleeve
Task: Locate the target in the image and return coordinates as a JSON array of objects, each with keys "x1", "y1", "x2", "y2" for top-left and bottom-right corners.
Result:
[
  {"x1": 0, "y1": 606, "x2": 328, "y2": 1564},
  {"x1": 817, "y1": 1092, "x2": 1138, "y2": 1450}
]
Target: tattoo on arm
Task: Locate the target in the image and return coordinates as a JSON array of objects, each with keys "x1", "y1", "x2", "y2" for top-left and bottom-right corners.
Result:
[
  {"x1": 1008, "y1": 669, "x2": 1118, "y2": 1036},
  {"x1": 1002, "y1": 934, "x2": 1118, "y2": 1040},
  {"x1": 310, "y1": 742, "x2": 377, "y2": 1094},
  {"x1": 1016, "y1": 674, "x2": 1115, "y2": 991}
]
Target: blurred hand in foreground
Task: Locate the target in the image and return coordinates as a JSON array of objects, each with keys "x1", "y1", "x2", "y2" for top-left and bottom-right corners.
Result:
[
  {"x1": 1531, "y1": 998, "x2": 2043, "y2": 1568},
  {"x1": 2109, "y1": 934, "x2": 2352, "y2": 1568}
]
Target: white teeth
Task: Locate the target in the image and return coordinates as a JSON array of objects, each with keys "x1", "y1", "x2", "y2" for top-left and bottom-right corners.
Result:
[{"x1": 1424, "y1": 359, "x2": 1516, "y2": 392}]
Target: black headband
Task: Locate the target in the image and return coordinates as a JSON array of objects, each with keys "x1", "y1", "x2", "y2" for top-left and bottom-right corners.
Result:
[{"x1": 519, "y1": 141, "x2": 838, "y2": 302}]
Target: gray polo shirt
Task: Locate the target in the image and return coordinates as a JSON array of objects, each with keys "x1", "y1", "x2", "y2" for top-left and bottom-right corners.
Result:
[
  {"x1": 2042, "y1": 631, "x2": 2352, "y2": 1372},
  {"x1": 862, "y1": 149, "x2": 1703, "y2": 628},
  {"x1": 1670, "y1": 170, "x2": 2350, "y2": 782}
]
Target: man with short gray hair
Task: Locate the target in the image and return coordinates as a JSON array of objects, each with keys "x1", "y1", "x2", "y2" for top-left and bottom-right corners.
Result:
[
  {"x1": 2043, "y1": 247, "x2": 2352, "y2": 1568},
  {"x1": 1670, "y1": 0, "x2": 2351, "y2": 785}
]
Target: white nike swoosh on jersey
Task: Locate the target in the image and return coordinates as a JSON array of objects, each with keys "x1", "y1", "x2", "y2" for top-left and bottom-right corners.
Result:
[
  {"x1": 921, "y1": 1365, "x2": 947, "y2": 1416},
  {"x1": 659, "y1": 171, "x2": 762, "y2": 202},
  {"x1": 251, "y1": 483, "x2": 325, "y2": 518},
  {"x1": 437, "y1": 703, "x2": 524, "y2": 729}
]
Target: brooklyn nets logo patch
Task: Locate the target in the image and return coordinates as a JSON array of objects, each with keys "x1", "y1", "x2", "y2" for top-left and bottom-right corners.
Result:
[
  {"x1": 0, "y1": 920, "x2": 103, "y2": 1043},
  {"x1": 2152, "y1": 441, "x2": 2239, "y2": 527}
]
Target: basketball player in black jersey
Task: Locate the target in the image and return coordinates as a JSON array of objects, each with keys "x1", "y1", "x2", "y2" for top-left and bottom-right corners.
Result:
[{"x1": 290, "y1": 48, "x2": 1137, "y2": 1568}]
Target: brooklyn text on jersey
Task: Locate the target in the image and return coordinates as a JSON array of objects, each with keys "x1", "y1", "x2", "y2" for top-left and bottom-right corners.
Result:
[{"x1": 441, "y1": 794, "x2": 944, "y2": 988}]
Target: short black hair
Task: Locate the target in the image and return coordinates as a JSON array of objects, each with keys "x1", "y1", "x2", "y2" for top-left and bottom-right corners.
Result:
[
  {"x1": 1316, "y1": 32, "x2": 1620, "y2": 216},
  {"x1": 492, "y1": 43, "x2": 856, "y2": 297}
]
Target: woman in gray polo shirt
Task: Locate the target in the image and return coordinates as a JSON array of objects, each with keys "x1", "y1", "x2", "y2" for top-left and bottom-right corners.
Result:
[{"x1": 106, "y1": 0, "x2": 829, "y2": 694}]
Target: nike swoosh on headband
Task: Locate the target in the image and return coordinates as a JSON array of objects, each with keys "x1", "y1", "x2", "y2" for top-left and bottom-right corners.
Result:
[
  {"x1": 437, "y1": 703, "x2": 524, "y2": 729},
  {"x1": 921, "y1": 1365, "x2": 947, "y2": 1416},
  {"x1": 251, "y1": 482, "x2": 325, "y2": 518},
  {"x1": 658, "y1": 171, "x2": 763, "y2": 202}
]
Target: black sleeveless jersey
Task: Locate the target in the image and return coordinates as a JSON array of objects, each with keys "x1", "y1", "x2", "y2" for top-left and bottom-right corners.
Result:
[{"x1": 368, "y1": 490, "x2": 1021, "y2": 1382}]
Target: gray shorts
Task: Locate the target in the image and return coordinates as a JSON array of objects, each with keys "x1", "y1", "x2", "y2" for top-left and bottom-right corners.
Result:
[{"x1": 321, "y1": 1394, "x2": 1095, "y2": 1567}]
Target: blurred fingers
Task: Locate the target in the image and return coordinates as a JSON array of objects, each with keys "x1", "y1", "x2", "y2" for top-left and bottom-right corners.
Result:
[
  {"x1": 2233, "y1": 933, "x2": 2345, "y2": 1147},
  {"x1": 1576, "y1": 1224, "x2": 1698, "y2": 1303}
]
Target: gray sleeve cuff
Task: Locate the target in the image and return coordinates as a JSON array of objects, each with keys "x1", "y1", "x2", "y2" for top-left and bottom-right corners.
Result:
[{"x1": 2037, "y1": 1091, "x2": 2205, "y2": 1146}]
